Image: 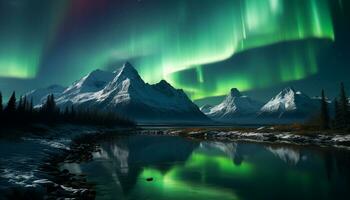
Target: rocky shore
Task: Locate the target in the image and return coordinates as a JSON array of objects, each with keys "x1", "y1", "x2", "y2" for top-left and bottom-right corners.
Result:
[
  {"x1": 137, "y1": 128, "x2": 350, "y2": 150},
  {"x1": 35, "y1": 134, "x2": 102, "y2": 199}
]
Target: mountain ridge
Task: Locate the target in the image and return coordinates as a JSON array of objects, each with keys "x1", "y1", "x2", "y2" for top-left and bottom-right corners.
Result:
[{"x1": 28, "y1": 62, "x2": 209, "y2": 123}]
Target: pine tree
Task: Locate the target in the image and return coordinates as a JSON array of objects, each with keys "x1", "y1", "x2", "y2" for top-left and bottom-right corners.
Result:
[
  {"x1": 320, "y1": 89, "x2": 330, "y2": 130},
  {"x1": 334, "y1": 98, "x2": 341, "y2": 129},
  {"x1": 18, "y1": 96, "x2": 23, "y2": 112},
  {"x1": 5, "y1": 91, "x2": 16, "y2": 114},
  {"x1": 339, "y1": 82, "x2": 349, "y2": 129},
  {"x1": 29, "y1": 98, "x2": 33, "y2": 113},
  {"x1": 23, "y1": 96, "x2": 28, "y2": 112}
]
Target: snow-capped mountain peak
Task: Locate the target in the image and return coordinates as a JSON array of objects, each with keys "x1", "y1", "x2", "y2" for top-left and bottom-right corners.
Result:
[
  {"x1": 259, "y1": 87, "x2": 319, "y2": 120},
  {"x1": 63, "y1": 69, "x2": 115, "y2": 96},
  {"x1": 203, "y1": 88, "x2": 262, "y2": 121},
  {"x1": 261, "y1": 87, "x2": 311, "y2": 112},
  {"x1": 153, "y1": 80, "x2": 186, "y2": 98},
  {"x1": 113, "y1": 62, "x2": 141, "y2": 81},
  {"x1": 229, "y1": 88, "x2": 242, "y2": 97},
  {"x1": 29, "y1": 62, "x2": 209, "y2": 122}
]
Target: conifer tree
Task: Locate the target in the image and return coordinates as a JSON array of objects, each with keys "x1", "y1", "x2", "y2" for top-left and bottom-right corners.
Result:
[
  {"x1": 334, "y1": 98, "x2": 341, "y2": 129},
  {"x1": 18, "y1": 96, "x2": 23, "y2": 112},
  {"x1": 23, "y1": 96, "x2": 28, "y2": 112},
  {"x1": 5, "y1": 91, "x2": 16, "y2": 114},
  {"x1": 320, "y1": 89, "x2": 330, "y2": 130},
  {"x1": 29, "y1": 98, "x2": 33, "y2": 113},
  {"x1": 339, "y1": 82, "x2": 349, "y2": 129},
  {"x1": 43, "y1": 94, "x2": 57, "y2": 114}
]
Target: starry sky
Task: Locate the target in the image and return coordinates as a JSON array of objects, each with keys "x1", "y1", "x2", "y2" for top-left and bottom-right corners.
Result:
[{"x1": 0, "y1": 0, "x2": 349, "y2": 103}]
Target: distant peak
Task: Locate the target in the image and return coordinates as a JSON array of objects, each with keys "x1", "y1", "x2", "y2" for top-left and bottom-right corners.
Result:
[
  {"x1": 88, "y1": 69, "x2": 105, "y2": 76},
  {"x1": 119, "y1": 62, "x2": 139, "y2": 76},
  {"x1": 153, "y1": 80, "x2": 176, "y2": 92},
  {"x1": 282, "y1": 87, "x2": 295, "y2": 92},
  {"x1": 278, "y1": 87, "x2": 297, "y2": 96},
  {"x1": 157, "y1": 80, "x2": 172, "y2": 87},
  {"x1": 122, "y1": 62, "x2": 135, "y2": 70},
  {"x1": 229, "y1": 88, "x2": 242, "y2": 97}
]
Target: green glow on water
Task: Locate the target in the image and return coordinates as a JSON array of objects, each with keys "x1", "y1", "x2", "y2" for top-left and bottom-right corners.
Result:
[
  {"x1": 136, "y1": 167, "x2": 239, "y2": 200},
  {"x1": 185, "y1": 151, "x2": 254, "y2": 176},
  {"x1": 130, "y1": 149, "x2": 255, "y2": 200},
  {"x1": 74, "y1": 136, "x2": 350, "y2": 200}
]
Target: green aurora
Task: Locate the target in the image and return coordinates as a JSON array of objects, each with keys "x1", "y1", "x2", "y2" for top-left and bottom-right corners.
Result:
[
  {"x1": 0, "y1": 0, "x2": 342, "y2": 99},
  {"x1": 0, "y1": 0, "x2": 69, "y2": 78}
]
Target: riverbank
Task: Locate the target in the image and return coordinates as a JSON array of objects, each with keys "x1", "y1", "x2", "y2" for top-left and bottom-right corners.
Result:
[
  {"x1": 0, "y1": 125, "x2": 134, "y2": 200},
  {"x1": 53, "y1": 130, "x2": 350, "y2": 200},
  {"x1": 137, "y1": 126, "x2": 350, "y2": 150},
  {"x1": 2, "y1": 125, "x2": 350, "y2": 199}
]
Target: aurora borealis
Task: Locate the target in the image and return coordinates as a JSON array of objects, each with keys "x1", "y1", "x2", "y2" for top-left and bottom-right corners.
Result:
[{"x1": 0, "y1": 0, "x2": 349, "y2": 101}]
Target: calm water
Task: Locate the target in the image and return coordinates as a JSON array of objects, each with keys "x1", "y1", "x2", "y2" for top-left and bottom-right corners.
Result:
[{"x1": 63, "y1": 134, "x2": 350, "y2": 200}]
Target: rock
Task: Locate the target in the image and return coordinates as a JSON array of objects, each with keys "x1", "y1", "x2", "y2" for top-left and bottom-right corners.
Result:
[{"x1": 146, "y1": 177, "x2": 154, "y2": 181}]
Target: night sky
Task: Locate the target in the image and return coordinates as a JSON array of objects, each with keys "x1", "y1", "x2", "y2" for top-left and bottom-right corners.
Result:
[{"x1": 0, "y1": 0, "x2": 349, "y2": 103}]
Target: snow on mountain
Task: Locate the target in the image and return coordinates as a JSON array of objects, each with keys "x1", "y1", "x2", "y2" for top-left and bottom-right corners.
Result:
[
  {"x1": 41, "y1": 62, "x2": 209, "y2": 122},
  {"x1": 203, "y1": 88, "x2": 262, "y2": 121},
  {"x1": 56, "y1": 69, "x2": 116, "y2": 106},
  {"x1": 200, "y1": 104, "x2": 213, "y2": 114},
  {"x1": 24, "y1": 85, "x2": 66, "y2": 106},
  {"x1": 258, "y1": 87, "x2": 319, "y2": 119}
]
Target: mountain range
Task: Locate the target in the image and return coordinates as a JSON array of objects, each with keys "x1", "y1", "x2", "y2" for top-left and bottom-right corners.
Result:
[
  {"x1": 26, "y1": 62, "x2": 326, "y2": 124},
  {"x1": 26, "y1": 62, "x2": 209, "y2": 123},
  {"x1": 201, "y1": 88, "x2": 263, "y2": 123},
  {"x1": 201, "y1": 87, "x2": 323, "y2": 124}
]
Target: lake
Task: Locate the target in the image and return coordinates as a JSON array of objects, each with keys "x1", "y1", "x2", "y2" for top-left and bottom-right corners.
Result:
[{"x1": 62, "y1": 134, "x2": 350, "y2": 200}]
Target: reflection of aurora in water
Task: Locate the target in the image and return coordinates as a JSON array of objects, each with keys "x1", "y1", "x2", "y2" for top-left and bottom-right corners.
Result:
[
  {"x1": 132, "y1": 150, "x2": 254, "y2": 200},
  {"x1": 62, "y1": 135, "x2": 350, "y2": 200},
  {"x1": 0, "y1": 0, "x2": 342, "y2": 100}
]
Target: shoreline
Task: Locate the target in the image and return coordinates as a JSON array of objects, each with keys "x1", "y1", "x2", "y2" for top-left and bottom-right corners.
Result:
[
  {"x1": 1, "y1": 125, "x2": 350, "y2": 199},
  {"x1": 137, "y1": 127, "x2": 350, "y2": 150},
  {"x1": 0, "y1": 124, "x2": 135, "y2": 199}
]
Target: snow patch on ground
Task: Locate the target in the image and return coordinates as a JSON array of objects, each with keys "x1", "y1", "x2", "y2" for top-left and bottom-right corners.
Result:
[{"x1": 188, "y1": 130, "x2": 350, "y2": 150}]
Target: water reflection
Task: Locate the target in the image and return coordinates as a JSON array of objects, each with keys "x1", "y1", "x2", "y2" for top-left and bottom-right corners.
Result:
[
  {"x1": 266, "y1": 145, "x2": 305, "y2": 165},
  {"x1": 66, "y1": 135, "x2": 350, "y2": 200}
]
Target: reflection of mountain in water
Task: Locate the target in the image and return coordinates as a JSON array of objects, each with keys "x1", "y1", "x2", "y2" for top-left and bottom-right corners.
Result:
[
  {"x1": 65, "y1": 135, "x2": 350, "y2": 200},
  {"x1": 266, "y1": 146, "x2": 304, "y2": 165},
  {"x1": 199, "y1": 141, "x2": 245, "y2": 165},
  {"x1": 92, "y1": 135, "x2": 198, "y2": 193},
  {"x1": 199, "y1": 142, "x2": 237, "y2": 158}
]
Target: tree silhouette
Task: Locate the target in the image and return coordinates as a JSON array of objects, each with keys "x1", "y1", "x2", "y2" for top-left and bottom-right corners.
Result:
[
  {"x1": 23, "y1": 96, "x2": 28, "y2": 112},
  {"x1": 4, "y1": 92, "x2": 16, "y2": 114},
  {"x1": 17, "y1": 96, "x2": 25, "y2": 113},
  {"x1": 29, "y1": 98, "x2": 33, "y2": 113},
  {"x1": 320, "y1": 89, "x2": 330, "y2": 130},
  {"x1": 339, "y1": 82, "x2": 349, "y2": 129},
  {"x1": 333, "y1": 98, "x2": 341, "y2": 129},
  {"x1": 0, "y1": 91, "x2": 134, "y2": 130}
]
